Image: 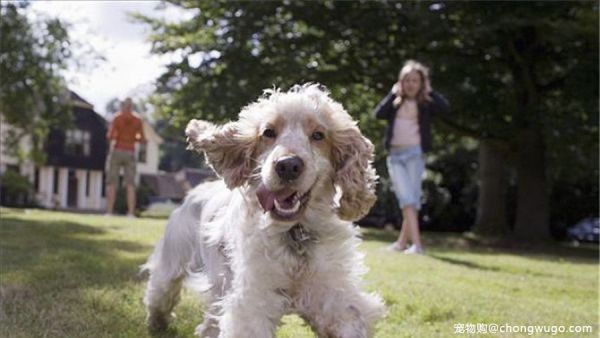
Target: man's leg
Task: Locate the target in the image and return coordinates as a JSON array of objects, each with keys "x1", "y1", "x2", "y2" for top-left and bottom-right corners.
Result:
[
  {"x1": 106, "y1": 184, "x2": 117, "y2": 214},
  {"x1": 127, "y1": 184, "x2": 136, "y2": 216},
  {"x1": 124, "y1": 151, "x2": 137, "y2": 216},
  {"x1": 106, "y1": 151, "x2": 120, "y2": 214}
]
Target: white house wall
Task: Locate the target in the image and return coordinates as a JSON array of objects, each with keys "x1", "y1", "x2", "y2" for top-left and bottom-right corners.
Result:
[
  {"x1": 136, "y1": 141, "x2": 160, "y2": 176},
  {"x1": 58, "y1": 168, "x2": 68, "y2": 208},
  {"x1": 136, "y1": 120, "x2": 162, "y2": 179},
  {"x1": 90, "y1": 171, "x2": 106, "y2": 210},
  {"x1": 76, "y1": 169, "x2": 87, "y2": 209},
  {"x1": 32, "y1": 166, "x2": 105, "y2": 211},
  {"x1": 38, "y1": 166, "x2": 54, "y2": 207}
]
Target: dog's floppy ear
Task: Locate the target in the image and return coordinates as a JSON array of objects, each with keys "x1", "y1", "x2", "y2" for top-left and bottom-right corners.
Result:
[
  {"x1": 186, "y1": 119, "x2": 256, "y2": 189},
  {"x1": 331, "y1": 126, "x2": 378, "y2": 222}
]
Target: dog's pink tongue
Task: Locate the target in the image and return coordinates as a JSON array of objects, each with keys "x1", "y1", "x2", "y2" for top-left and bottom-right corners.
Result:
[
  {"x1": 256, "y1": 185, "x2": 295, "y2": 212},
  {"x1": 256, "y1": 185, "x2": 276, "y2": 212}
]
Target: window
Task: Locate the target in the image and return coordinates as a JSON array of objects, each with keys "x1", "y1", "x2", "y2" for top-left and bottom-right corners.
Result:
[
  {"x1": 65, "y1": 129, "x2": 91, "y2": 156},
  {"x1": 6, "y1": 164, "x2": 19, "y2": 173},
  {"x1": 34, "y1": 167, "x2": 40, "y2": 191},
  {"x1": 101, "y1": 173, "x2": 106, "y2": 197},
  {"x1": 86, "y1": 171, "x2": 90, "y2": 197},
  {"x1": 138, "y1": 143, "x2": 147, "y2": 163},
  {"x1": 53, "y1": 168, "x2": 59, "y2": 194}
]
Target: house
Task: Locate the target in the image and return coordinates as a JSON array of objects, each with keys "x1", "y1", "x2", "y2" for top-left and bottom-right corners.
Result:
[
  {"x1": 139, "y1": 167, "x2": 216, "y2": 204},
  {"x1": 173, "y1": 167, "x2": 215, "y2": 192},
  {"x1": 0, "y1": 91, "x2": 163, "y2": 212},
  {"x1": 137, "y1": 118, "x2": 163, "y2": 179},
  {"x1": 140, "y1": 173, "x2": 185, "y2": 203}
]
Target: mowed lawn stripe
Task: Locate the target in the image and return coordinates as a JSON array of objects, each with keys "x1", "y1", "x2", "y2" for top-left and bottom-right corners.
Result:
[{"x1": 1, "y1": 208, "x2": 597, "y2": 337}]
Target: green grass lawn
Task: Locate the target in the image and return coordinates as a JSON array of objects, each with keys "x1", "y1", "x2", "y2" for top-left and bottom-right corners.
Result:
[{"x1": 1, "y1": 208, "x2": 598, "y2": 337}]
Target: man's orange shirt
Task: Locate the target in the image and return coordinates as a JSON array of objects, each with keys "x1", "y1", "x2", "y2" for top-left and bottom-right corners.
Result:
[{"x1": 108, "y1": 112, "x2": 146, "y2": 151}]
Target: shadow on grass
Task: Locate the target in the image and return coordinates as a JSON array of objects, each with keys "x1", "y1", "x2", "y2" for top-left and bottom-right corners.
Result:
[
  {"x1": 0, "y1": 215, "x2": 151, "y2": 289},
  {"x1": 0, "y1": 213, "x2": 185, "y2": 337},
  {"x1": 426, "y1": 254, "x2": 565, "y2": 279},
  {"x1": 426, "y1": 254, "x2": 503, "y2": 272},
  {"x1": 358, "y1": 227, "x2": 397, "y2": 242},
  {"x1": 360, "y1": 227, "x2": 599, "y2": 263}
]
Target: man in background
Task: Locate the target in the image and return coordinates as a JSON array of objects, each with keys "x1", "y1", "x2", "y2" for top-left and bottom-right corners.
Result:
[{"x1": 105, "y1": 98, "x2": 146, "y2": 217}]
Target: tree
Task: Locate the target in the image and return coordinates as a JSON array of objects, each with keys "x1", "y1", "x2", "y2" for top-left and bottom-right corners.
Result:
[
  {"x1": 0, "y1": 1, "x2": 75, "y2": 162},
  {"x1": 136, "y1": 1, "x2": 598, "y2": 239},
  {"x1": 135, "y1": 1, "x2": 426, "y2": 130},
  {"x1": 104, "y1": 96, "x2": 150, "y2": 118},
  {"x1": 105, "y1": 97, "x2": 122, "y2": 116},
  {"x1": 431, "y1": 2, "x2": 598, "y2": 239},
  {"x1": 474, "y1": 140, "x2": 510, "y2": 236}
]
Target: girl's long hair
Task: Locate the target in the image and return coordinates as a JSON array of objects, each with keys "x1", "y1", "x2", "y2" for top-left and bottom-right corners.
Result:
[{"x1": 393, "y1": 60, "x2": 432, "y2": 107}]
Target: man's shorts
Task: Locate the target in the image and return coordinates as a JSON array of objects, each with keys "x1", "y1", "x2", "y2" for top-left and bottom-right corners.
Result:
[{"x1": 107, "y1": 149, "x2": 136, "y2": 186}]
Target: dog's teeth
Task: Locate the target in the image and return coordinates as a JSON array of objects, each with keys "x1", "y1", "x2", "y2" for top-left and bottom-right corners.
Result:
[{"x1": 274, "y1": 197, "x2": 301, "y2": 215}]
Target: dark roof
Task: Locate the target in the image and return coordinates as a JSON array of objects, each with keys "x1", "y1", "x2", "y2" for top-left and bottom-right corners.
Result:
[
  {"x1": 141, "y1": 174, "x2": 186, "y2": 200},
  {"x1": 70, "y1": 91, "x2": 94, "y2": 108},
  {"x1": 68, "y1": 90, "x2": 106, "y2": 127}
]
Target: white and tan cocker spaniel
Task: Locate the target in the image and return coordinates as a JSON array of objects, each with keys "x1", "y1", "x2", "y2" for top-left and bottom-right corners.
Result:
[{"x1": 143, "y1": 84, "x2": 385, "y2": 338}]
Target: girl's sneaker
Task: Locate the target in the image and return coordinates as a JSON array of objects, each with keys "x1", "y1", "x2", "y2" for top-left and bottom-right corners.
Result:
[
  {"x1": 403, "y1": 244, "x2": 425, "y2": 255},
  {"x1": 387, "y1": 241, "x2": 408, "y2": 252}
]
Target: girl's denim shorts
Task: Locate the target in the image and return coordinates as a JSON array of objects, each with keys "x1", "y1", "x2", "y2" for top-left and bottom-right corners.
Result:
[{"x1": 386, "y1": 145, "x2": 425, "y2": 210}]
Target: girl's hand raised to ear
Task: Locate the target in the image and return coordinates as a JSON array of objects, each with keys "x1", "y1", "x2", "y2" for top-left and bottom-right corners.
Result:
[{"x1": 391, "y1": 81, "x2": 403, "y2": 97}]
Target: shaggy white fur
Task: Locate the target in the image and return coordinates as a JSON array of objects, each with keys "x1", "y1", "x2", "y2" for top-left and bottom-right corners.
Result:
[{"x1": 143, "y1": 84, "x2": 385, "y2": 338}]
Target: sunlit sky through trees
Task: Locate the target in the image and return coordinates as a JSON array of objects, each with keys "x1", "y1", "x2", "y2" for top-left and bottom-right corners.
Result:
[{"x1": 30, "y1": 1, "x2": 195, "y2": 116}]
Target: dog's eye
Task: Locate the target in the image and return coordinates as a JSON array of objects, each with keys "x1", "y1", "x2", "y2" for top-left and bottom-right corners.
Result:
[
  {"x1": 263, "y1": 128, "x2": 277, "y2": 138},
  {"x1": 311, "y1": 131, "x2": 325, "y2": 141}
]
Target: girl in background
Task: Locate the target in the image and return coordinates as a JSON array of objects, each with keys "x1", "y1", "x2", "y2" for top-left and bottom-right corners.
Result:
[{"x1": 374, "y1": 60, "x2": 449, "y2": 254}]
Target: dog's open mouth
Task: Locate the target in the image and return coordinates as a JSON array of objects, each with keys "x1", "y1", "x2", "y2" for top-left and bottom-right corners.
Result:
[{"x1": 256, "y1": 185, "x2": 311, "y2": 220}]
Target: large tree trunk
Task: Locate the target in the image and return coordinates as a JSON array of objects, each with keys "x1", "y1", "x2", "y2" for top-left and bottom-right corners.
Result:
[
  {"x1": 513, "y1": 127, "x2": 550, "y2": 240},
  {"x1": 502, "y1": 25, "x2": 554, "y2": 241},
  {"x1": 474, "y1": 139, "x2": 510, "y2": 236}
]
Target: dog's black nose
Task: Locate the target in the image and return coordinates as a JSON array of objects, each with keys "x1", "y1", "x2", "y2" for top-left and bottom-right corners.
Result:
[{"x1": 275, "y1": 156, "x2": 304, "y2": 181}]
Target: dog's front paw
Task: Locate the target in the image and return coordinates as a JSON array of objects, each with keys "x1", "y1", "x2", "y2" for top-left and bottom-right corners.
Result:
[
  {"x1": 147, "y1": 310, "x2": 175, "y2": 332},
  {"x1": 195, "y1": 319, "x2": 220, "y2": 338},
  {"x1": 337, "y1": 305, "x2": 368, "y2": 338}
]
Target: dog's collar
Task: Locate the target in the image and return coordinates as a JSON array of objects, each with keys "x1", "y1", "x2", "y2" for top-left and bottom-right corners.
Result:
[{"x1": 285, "y1": 223, "x2": 316, "y2": 256}]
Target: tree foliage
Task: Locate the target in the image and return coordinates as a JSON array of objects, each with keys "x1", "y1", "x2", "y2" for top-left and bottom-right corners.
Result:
[
  {"x1": 430, "y1": 2, "x2": 598, "y2": 238},
  {"x1": 0, "y1": 1, "x2": 75, "y2": 162},
  {"x1": 137, "y1": 0, "x2": 598, "y2": 237},
  {"x1": 104, "y1": 96, "x2": 151, "y2": 118}
]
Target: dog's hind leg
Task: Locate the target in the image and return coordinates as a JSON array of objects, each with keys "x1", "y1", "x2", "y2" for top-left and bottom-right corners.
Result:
[
  {"x1": 194, "y1": 250, "x2": 231, "y2": 338},
  {"x1": 143, "y1": 205, "x2": 199, "y2": 331},
  {"x1": 145, "y1": 270, "x2": 185, "y2": 331},
  {"x1": 194, "y1": 302, "x2": 220, "y2": 338}
]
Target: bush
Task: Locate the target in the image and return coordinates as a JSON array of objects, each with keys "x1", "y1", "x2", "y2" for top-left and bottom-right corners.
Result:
[
  {"x1": 113, "y1": 183, "x2": 152, "y2": 215},
  {"x1": 550, "y1": 180, "x2": 599, "y2": 239},
  {"x1": 0, "y1": 170, "x2": 35, "y2": 207},
  {"x1": 423, "y1": 147, "x2": 479, "y2": 232}
]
